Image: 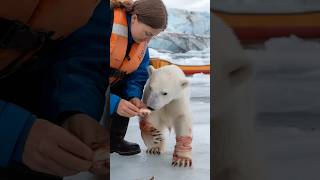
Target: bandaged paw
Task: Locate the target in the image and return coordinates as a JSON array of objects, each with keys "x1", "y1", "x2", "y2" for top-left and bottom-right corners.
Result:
[
  {"x1": 172, "y1": 153, "x2": 192, "y2": 167},
  {"x1": 172, "y1": 136, "x2": 192, "y2": 167}
]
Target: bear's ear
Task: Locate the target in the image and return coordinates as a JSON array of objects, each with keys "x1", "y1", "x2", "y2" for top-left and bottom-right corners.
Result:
[
  {"x1": 148, "y1": 65, "x2": 155, "y2": 75},
  {"x1": 180, "y1": 79, "x2": 189, "y2": 89}
]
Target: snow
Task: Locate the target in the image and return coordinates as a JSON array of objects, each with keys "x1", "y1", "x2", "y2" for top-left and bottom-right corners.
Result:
[
  {"x1": 249, "y1": 36, "x2": 320, "y2": 117},
  {"x1": 247, "y1": 36, "x2": 320, "y2": 179},
  {"x1": 257, "y1": 127, "x2": 320, "y2": 180}
]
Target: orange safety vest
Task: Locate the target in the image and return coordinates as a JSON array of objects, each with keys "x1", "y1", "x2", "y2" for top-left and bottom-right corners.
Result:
[
  {"x1": 110, "y1": 8, "x2": 148, "y2": 85},
  {"x1": 0, "y1": 0, "x2": 100, "y2": 76}
]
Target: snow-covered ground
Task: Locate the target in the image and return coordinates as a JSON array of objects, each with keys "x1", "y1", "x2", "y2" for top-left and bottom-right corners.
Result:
[{"x1": 248, "y1": 36, "x2": 320, "y2": 180}]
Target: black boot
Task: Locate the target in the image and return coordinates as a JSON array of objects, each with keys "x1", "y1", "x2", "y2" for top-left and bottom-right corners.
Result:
[{"x1": 110, "y1": 113, "x2": 141, "y2": 156}]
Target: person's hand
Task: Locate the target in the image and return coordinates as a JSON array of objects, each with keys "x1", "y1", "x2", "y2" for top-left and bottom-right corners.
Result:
[
  {"x1": 117, "y1": 99, "x2": 140, "y2": 117},
  {"x1": 62, "y1": 113, "x2": 108, "y2": 175},
  {"x1": 23, "y1": 119, "x2": 93, "y2": 177},
  {"x1": 129, "y1": 97, "x2": 146, "y2": 109},
  {"x1": 130, "y1": 98, "x2": 151, "y2": 117}
]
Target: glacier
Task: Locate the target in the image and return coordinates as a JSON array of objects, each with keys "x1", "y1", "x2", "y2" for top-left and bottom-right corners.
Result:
[{"x1": 149, "y1": 8, "x2": 210, "y2": 53}]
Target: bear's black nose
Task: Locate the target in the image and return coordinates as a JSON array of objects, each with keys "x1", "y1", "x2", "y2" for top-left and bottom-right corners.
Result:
[{"x1": 147, "y1": 106, "x2": 155, "y2": 111}]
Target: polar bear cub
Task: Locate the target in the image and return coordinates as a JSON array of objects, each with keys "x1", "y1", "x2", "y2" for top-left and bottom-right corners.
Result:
[{"x1": 139, "y1": 65, "x2": 193, "y2": 167}]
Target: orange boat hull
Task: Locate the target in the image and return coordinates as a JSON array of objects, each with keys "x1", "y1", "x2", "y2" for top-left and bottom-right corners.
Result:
[
  {"x1": 215, "y1": 10, "x2": 320, "y2": 43},
  {"x1": 150, "y1": 58, "x2": 210, "y2": 75}
]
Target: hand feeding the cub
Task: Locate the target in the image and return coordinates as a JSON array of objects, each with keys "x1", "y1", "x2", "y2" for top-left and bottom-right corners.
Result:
[
  {"x1": 62, "y1": 114, "x2": 108, "y2": 176},
  {"x1": 117, "y1": 97, "x2": 151, "y2": 118},
  {"x1": 130, "y1": 97, "x2": 152, "y2": 117}
]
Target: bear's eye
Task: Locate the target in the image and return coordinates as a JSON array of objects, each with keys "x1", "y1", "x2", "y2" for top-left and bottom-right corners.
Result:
[
  {"x1": 149, "y1": 86, "x2": 152, "y2": 91},
  {"x1": 161, "y1": 92, "x2": 168, "y2": 96}
]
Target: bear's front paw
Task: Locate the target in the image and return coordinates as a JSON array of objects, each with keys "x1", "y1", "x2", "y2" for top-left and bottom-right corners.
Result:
[
  {"x1": 146, "y1": 147, "x2": 162, "y2": 155},
  {"x1": 171, "y1": 154, "x2": 192, "y2": 167},
  {"x1": 172, "y1": 136, "x2": 192, "y2": 167}
]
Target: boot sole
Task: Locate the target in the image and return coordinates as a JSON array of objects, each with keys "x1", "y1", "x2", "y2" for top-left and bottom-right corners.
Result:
[{"x1": 111, "y1": 149, "x2": 141, "y2": 156}]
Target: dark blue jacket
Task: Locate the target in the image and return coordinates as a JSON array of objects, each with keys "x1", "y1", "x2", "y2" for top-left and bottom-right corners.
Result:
[
  {"x1": 0, "y1": 1, "x2": 108, "y2": 167},
  {"x1": 109, "y1": 13, "x2": 150, "y2": 114}
]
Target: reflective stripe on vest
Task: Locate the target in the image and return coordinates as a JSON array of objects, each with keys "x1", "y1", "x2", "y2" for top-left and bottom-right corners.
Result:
[{"x1": 110, "y1": 8, "x2": 147, "y2": 85}]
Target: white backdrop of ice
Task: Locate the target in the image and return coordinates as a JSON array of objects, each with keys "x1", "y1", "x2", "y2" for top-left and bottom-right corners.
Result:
[{"x1": 246, "y1": 36, "x2": 320, "y2": 180}]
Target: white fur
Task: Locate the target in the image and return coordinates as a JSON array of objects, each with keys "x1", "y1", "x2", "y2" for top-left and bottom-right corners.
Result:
[
  {"x1": 213, "y1": 16, "x2": 264, "y2": 180},
  {"x1": 140, "y1": 65, "x2": 193, "y2": 166}
]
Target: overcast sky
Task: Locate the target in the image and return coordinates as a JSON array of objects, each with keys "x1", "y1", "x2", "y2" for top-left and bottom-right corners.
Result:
[{"x1": 162, "y1": 0, "x2": 210, "y2": 12}]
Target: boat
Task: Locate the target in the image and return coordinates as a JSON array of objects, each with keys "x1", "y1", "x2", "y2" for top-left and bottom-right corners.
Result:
[
  {"x1": 215, "y1": 10, "x2": 320, "y2": 43},
  {"x1": 150, "y1": 58, "x2": 210, "y2": 75}
]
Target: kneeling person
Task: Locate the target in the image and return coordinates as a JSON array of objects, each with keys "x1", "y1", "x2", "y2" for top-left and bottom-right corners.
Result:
[{"x1": 109, "y1": 0, "x2": 168, "y2": 155}]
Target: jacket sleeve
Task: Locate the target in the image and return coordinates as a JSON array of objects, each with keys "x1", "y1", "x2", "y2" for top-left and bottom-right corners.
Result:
[
  {"x1": 122, "y1": 48, "x2": 150, "y2": 100},
  {"x1": 0, "y1": 100, "x2": 36, "y2": 167},
  {"x1": 109, "y1": 93, "x2": 121, "y2": 115},
  {"x1": 41, "y1": 1, "x2": 109, "y2": 122}
]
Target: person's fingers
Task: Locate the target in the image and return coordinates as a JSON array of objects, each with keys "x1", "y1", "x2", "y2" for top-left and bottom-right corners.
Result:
[
  {"x1": 136, "y1": 101, "x2": 146, "y2": 109},
  {"x1": 126, "y1": 102, "x2": 140, "y2": 113},
  {"x1": 57, "y1": 130, "x2": 93, "y2": 161},
  {"x1": 48, "y1": 145, "x2": 92, "y2": 172},
  {"x1": 95, "y1": 128, "x2": 108, "y2": 145},
  {"x1": 24, "y1": 153, "x2": 52, "y2": 176},
  {"x1": 123, "y1": 107, "x2": 137, "y2": 117},
  {"x1": 118, "y1": 108, "x2": 129, "y2": 117},
  {"x1": 83, "y1": 125, "x2": 107, "y2": 148},
  {"x1": 78, "y1": 126, "x2": 98, "y2": 147},
  {"x1": 130, "y1": 100, "x2": 141, "y2": 108},
  {"x1": 42, "y1": 155, "x2": 79, "y2": 177}
]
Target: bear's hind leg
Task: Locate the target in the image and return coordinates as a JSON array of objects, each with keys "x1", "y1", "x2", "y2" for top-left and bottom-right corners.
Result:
[{"x1": 172, "y1": 117, "x2": 192, "y2": 167}]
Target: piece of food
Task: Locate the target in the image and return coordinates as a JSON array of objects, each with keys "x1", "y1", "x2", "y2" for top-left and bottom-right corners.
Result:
[{"x1": 139, "y1": 108, "x2": 151, "y2": 117}]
